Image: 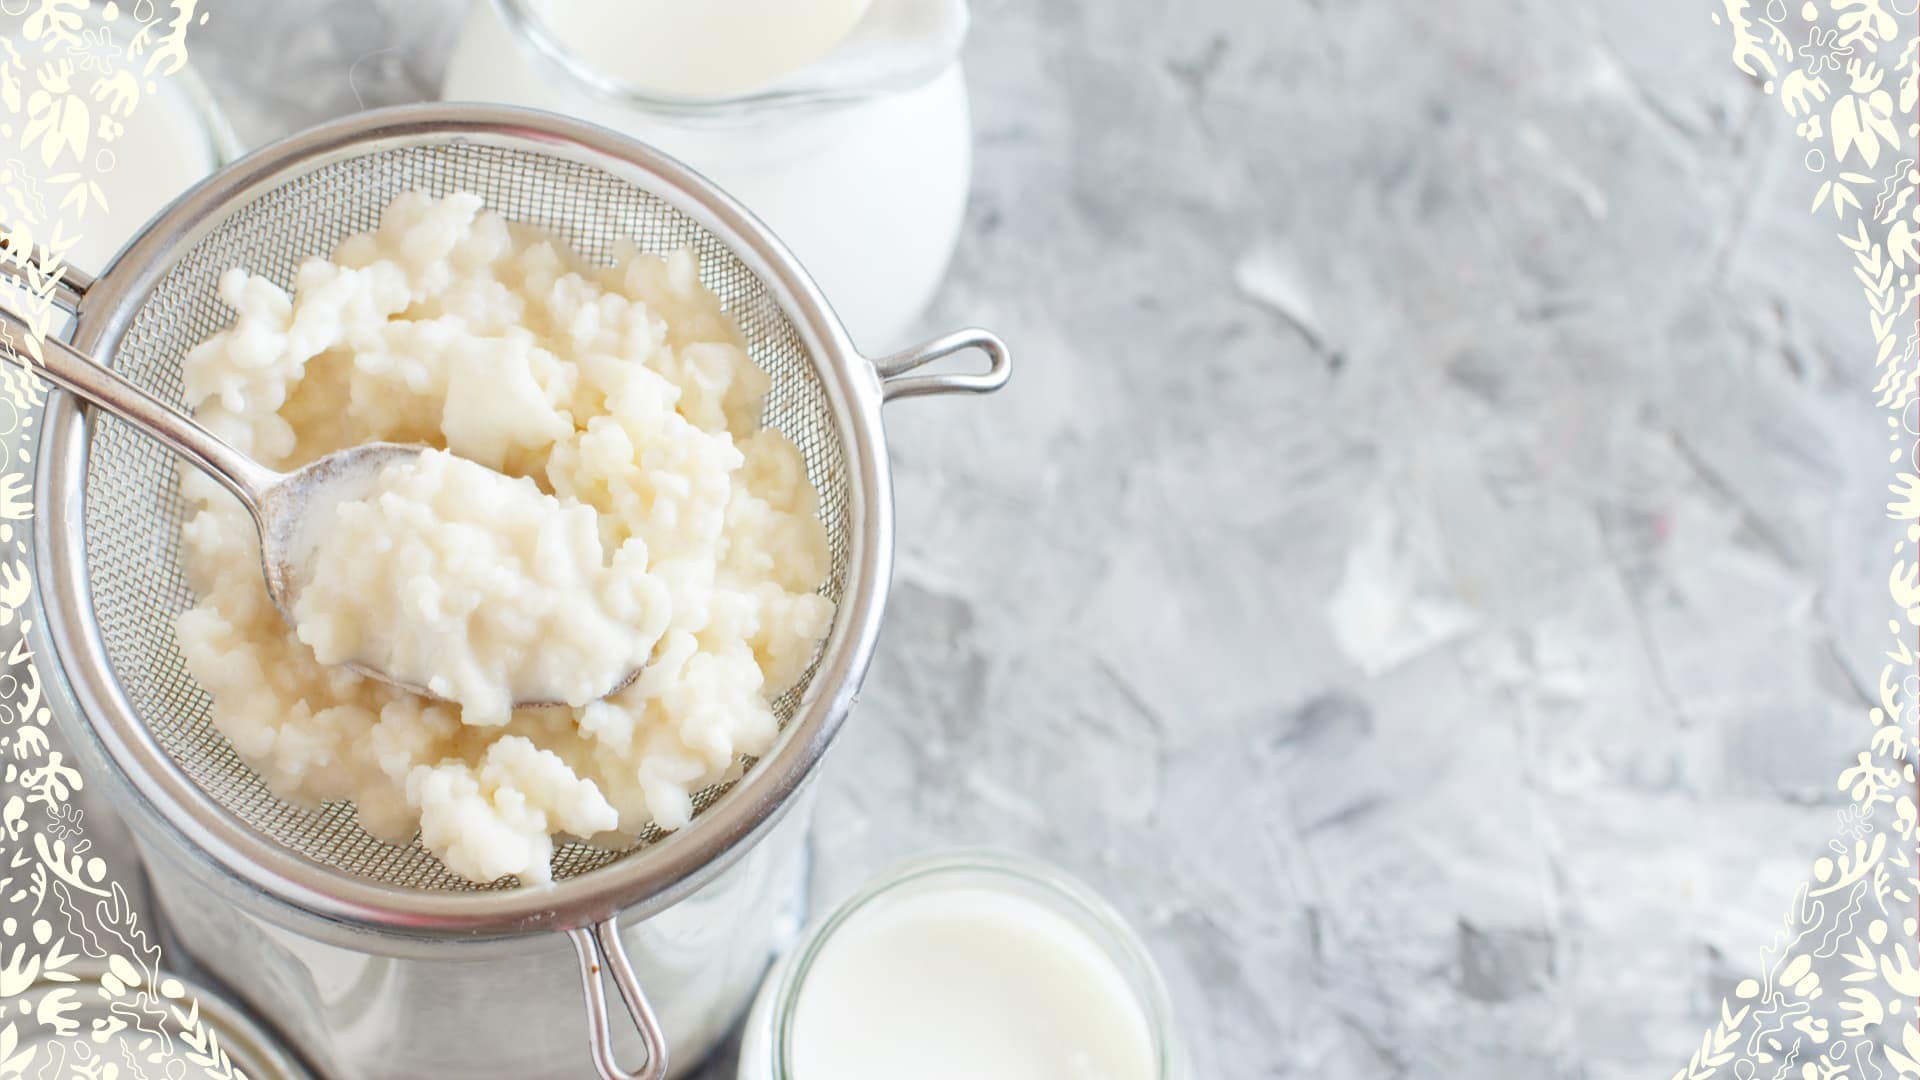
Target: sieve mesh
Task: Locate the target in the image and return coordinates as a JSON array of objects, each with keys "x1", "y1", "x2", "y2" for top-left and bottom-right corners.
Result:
[{"x1": 79, "y1": 140, "x2": 852, "y2": 892}]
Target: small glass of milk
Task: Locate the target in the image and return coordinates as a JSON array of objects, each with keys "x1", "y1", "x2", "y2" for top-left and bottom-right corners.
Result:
[{"x1": 738, "y1": 850, "x2": 1187, "y2": 1080}]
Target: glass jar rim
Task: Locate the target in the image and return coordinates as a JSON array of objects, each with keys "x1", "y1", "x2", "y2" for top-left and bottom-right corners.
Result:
[
  {"x1": 766, "y1": 848, "x2": 1185, "y2": 1079},
  {"x1": 491, "y1": 0, "x2": 959, "y2": 117},
  {"x1": 1, "y1": 7, "x2": 241, "y2": 166}
]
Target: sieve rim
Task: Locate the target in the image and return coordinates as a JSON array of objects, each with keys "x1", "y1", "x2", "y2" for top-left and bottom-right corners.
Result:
[{"x1": 32, "y1": 104, "x2": 894, "y2": 939}]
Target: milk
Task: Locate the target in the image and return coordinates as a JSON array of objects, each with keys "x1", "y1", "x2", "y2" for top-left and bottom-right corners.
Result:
[
  {"x1": 789, "y1": 885, "x2": 1159, "y2": 1080},
  {"x1": 523, "y1": 0, "x2": 876, "y2": 99},
  {"x1": 737, "y1": 856, "x2": 1180, "y2": 1080},
  {"x1": 2, "y1": 54, "x2": 231, "y2": 273},
  {"x1": 0, "y1": 30, "x2": 231, "y2": 352}
]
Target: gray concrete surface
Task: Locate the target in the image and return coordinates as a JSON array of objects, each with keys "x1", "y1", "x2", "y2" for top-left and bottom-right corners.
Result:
[{"x1": 33, "y1": 1, "x2": 1895, "y2": 1076}]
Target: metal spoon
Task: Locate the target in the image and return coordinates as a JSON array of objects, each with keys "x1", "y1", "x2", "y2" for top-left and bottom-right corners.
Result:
[{"x1": 6, "y1": 324, "x2": 638, "y2": 708}]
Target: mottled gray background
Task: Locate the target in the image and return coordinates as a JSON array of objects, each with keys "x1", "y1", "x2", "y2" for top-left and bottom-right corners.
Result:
[{"x1": 58, "y1": 0, "x2": 1905, "y2": 1076}]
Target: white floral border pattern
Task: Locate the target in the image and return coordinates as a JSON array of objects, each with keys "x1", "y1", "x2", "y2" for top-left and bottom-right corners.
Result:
[
  {"x1": 0, "y1": 2, "x2": 1907, "y2": 1078},
  {"x1": 1676, "y1": 2, "x2": 1920, "y2": 1078},
  {"x1": 0, "y1": 3, "x2": 242, "y2": 1079}
]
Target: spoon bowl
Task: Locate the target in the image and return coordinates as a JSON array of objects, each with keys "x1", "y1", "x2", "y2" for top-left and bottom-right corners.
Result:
[{"x1": 3, "y1": 319, "x2": 642, "y2": 709}]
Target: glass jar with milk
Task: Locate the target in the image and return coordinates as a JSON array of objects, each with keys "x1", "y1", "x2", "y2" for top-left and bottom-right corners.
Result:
[
  {"x1": 1, "y1": 10, "x2": 239, "y2": 276},
  {"x1": 442, "y1": 0, "x2": 972, "y2": 352},
  {"x1": 737, "y1": 851, "x2": 1189, "y2": 1080}
]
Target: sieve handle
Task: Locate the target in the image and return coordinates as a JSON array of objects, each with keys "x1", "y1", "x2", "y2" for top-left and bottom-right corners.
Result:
[
  {"x1": 0, "y1": 239, "x2": 92, "y2": 311},
  {"x1": 872, "y1": 327, "x2": 1012, "y2": 401},
  {"x1": 0, "y1": 302, "x2": 281, "y2": 506},
  {"x1": 568, "y1": 919, "x2": 670, "y2": 1080}
]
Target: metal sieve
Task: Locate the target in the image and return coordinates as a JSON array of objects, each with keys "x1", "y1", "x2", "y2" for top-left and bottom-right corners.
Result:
[{"x1": 23, "y1": 103, "x2": 1007, "y2": 1079}]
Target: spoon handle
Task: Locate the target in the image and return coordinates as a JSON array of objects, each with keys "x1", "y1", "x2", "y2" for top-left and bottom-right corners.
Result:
[{"x1": 0, "y1": 310, "x2": 278, "y2": 507}]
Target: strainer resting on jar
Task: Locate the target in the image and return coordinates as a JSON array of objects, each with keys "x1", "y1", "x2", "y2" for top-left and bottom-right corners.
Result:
[{"x1": 18, "y1": 104, "x2": 1008, "y2": 1079}]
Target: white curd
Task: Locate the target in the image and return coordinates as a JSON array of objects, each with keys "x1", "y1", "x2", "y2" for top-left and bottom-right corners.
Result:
[
  {"x1": 175, "y1": 191, "x2": 834, "y2": 885},
  {"x1": 290, "y1": 448, "x2": 668, "y2": 724}
]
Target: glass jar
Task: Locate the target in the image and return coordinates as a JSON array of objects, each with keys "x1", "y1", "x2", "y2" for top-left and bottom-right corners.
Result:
[
  {"x1": 0, "y1": 10, "x2": 240, "y2": 273},
  {"x1": 737, "y1": 850, "x2": 1189, "y2": 1080},
  {"x1": 11, "y1": 961, "x2": 318, "y2": 1080},
  {"x1": 442, "y1": 0, "x2": 972, "y2": 352},
  {"x1": 36, "y1": 650, "x2": 823, "y2": 1080}
]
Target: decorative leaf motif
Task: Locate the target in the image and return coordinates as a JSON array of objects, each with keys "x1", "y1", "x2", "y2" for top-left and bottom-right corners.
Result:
[
  {"x1": 0, "y1": 1021, "x2": 34, "y2": 1079},
  {"x1": 1688, "y1": 1, "x2": 1919, "y2": 1078},
  {"x1": 1830, "y1": 0, "x2": 1898, "y2": 46},
  {"x1": 1781, "y1": 69, "x2": 1832, "y2": 114},
  {"x1": 20, "y1": 61, "x2": 87, "y2": 169},
  {"x1": 23, "y1": 0, "x2": 85, "y2": 46},
  {"x1": 0, "y1": 938, "x2": 38, "y2": 998},
  {"x1": 1829, "y1": 88, "x2": 1897, "y2": 166},
  {"x1": 0, "y1": 6, "x2": 232, "y2": 1078},
  {"x1": 1722, "y1": 0, "x2": 1782, "y2": 79},
  {"x1": 140, "y1": 0, "x2": 195, "y2": 79},
  {"x1": 86, "y1": 66, "x2": 131, "y2": 115}
]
